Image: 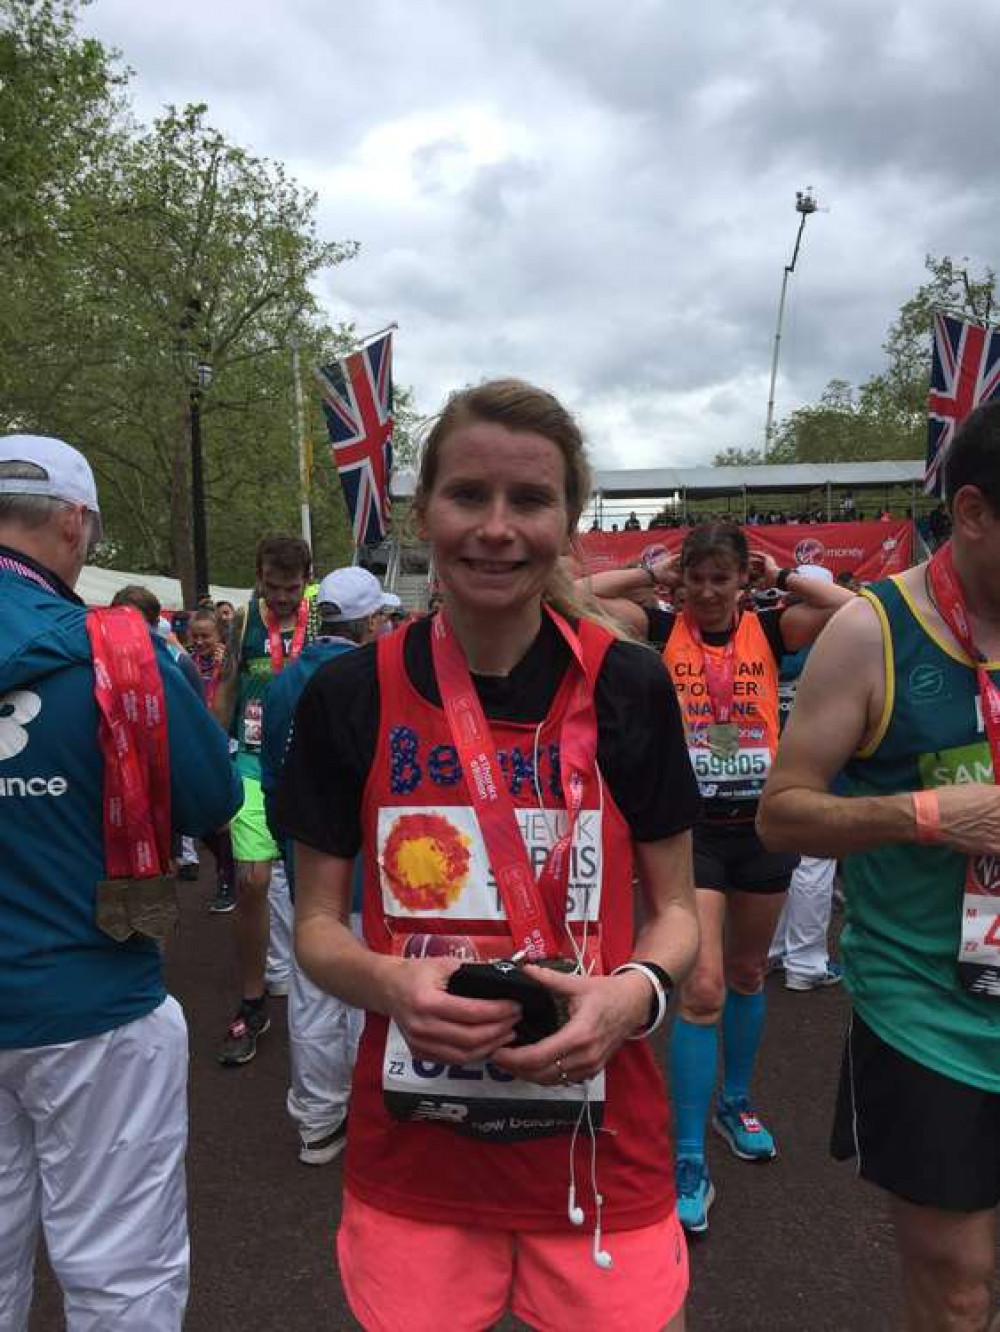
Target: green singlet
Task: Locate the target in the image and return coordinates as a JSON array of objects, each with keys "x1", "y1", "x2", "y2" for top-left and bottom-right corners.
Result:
[
  {"x1": 234, "y1": 595, "x2": 311, "y2": 782},
  {"x1": 841, "y1": 575, "x2": 1000, "y2": 1093}
]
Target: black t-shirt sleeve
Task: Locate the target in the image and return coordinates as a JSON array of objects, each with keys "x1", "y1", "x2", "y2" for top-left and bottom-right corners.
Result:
[
  {"x1": 272, "y1": 645, "x2": 380, "y2": 858},
  {"x1": 644, "y1": 606, "x2": 676, "y2": 651},
  {"x1": 594, "y1": 640, "x2": 701, "y2": 842},
  {"x1": 757, "y1": 607, "x2": 788, "y2": 663}
]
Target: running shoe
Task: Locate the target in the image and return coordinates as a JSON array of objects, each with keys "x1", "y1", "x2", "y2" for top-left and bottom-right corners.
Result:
[
  {"x1": 217, "y1": 1003, "x2": 270, "y2": 1065},
  {"x1": 785, "y1": 962, "x2": 844, "y2": 992},
  {"x1": 299, "y1": 1120, "x2": 347, "y2": 1166},
  {"x1": 675, "y1": 1157, "x2": 715, "y2": 1234},
  {"x1": 712, "y1": 1096, "x2": 777, "y2": 1161},
  {"x1": 208, "y1": 882, "x2": 236, "y2": 913}
]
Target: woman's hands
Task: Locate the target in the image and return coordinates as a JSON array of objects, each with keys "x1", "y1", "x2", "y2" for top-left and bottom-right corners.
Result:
[
  {"x1": 491, "y1": 965, "x2": 651, "y2": 1086},
  {"x1": 648, "y1": 552, "x2": 683, "y2": 593},
  {"x1": 386, "y1": 959, "x2": 651, "y2": 1082},
  {"x1": 747, "y1": 551, "x2": 780, "y2": 589},
  {"x1": 385, "y1": 957, "x2": 521, "y2": 1066}
]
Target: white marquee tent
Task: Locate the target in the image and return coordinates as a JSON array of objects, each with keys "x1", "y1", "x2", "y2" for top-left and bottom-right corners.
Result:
[{"x1": 77, "y1": 565, "x2": 251, "y2": 609}]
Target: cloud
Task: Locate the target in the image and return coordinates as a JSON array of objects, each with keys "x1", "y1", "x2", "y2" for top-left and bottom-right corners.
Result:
[{"x1": 81, "y1": 0, "x2": 999, "y2": 467}]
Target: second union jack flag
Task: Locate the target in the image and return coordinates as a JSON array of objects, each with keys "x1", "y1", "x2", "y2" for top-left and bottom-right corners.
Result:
[
  {"x1": 316, "y1": 331, "x2": 394, "y2": 544},
  {"x1": 926, "y1": 311, "x2": 1000, "y2": 494}
]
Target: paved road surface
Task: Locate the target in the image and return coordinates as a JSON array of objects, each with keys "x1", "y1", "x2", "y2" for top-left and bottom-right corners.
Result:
[{"x1": 29, "y1": 870, "x2": 931, "y2": 1330}]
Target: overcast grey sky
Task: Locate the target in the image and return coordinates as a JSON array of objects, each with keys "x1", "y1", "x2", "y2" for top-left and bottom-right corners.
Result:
[{"x1": 81, "y1": 0, "x2": 999, "y2": 469}]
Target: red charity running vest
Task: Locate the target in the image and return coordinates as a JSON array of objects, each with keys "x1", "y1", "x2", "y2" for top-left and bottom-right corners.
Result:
[{"x1": 344, "y1": 620, "x2": 677, "y2": 1232}]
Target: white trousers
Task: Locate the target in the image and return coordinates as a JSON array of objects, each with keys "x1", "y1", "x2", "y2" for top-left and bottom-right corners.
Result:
[
  {"x1": 0, "y1": 997, "x2": 189, "y2": 1332},
  {"x1": 266, "y1": 860, "x2": 294, "y2": 989},
  {"x1": 771, "y1": 855, "x2": 837, "y2": 981},
  {"x1": 287, "y1": 914, "x2": 364, "y2": 1140},
  {"x1": 178, "y1": 836, "x2": 199, "y2": 867}
]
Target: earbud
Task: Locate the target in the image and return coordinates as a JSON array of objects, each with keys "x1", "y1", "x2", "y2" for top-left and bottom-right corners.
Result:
[
  {"x1": 592, "y1": 1234, "x2": 613, "y2": 1270},
  {"x1": 592, "y1": 1194, "x2": 613, "y2": 1270},
  {"x1": 567, "y1": 1183, "x2": 585, "y2": 1227}
]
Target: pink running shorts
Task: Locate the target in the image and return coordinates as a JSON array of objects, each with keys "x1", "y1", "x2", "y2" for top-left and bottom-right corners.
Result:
[{"x1": 337, "y1": 1189, "x2": 688, "y2": 1332}]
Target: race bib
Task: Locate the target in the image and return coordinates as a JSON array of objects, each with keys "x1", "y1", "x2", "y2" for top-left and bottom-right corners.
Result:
[
  {"x1": 957, "y1": 854, "x2": 1000, "y2": 998},
  {"x1": 241, "y1": 697, "x2": 263, "y2": 752},
  {"x1": 688, "y1": 745, "x2": 771, "y2": 801},
  {"x1": 382, "y1": 1020, "x2": 605, "y2": 1140},
  {"x1": 382, "y1": 929, "x2": 605, "y2": 1139}
]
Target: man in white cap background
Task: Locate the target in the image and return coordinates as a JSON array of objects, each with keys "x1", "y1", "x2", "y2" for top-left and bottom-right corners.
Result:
[
  {"x1": 378, "y1": 589, "x2": 406, "y2": 634},
  {"x1": 0, "y1": 435, "x2": 241, "y2": 1330},
  {"x1": 260, "y1": 566, "x2": 382, "y2": 1166}
]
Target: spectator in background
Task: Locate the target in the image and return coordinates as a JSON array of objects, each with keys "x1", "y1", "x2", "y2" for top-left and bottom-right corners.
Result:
[
  {"x1": 186, "y1": 608, "x2": 237, "y2": 913},
  {"x1": 215, "y1": 599, "x2": 236, "y2": 642},
  {"x1": 928, "y1": 502, "x2": 952, "y2": 550},
  {"x1": 624, "y1": 510, "x2": 641, "y2": 531}
]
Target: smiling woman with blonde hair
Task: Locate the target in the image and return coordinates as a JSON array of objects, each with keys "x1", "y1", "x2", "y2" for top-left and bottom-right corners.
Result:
[{"x1": 274, "y1": 378, "x2": 702, "y2": 1331}]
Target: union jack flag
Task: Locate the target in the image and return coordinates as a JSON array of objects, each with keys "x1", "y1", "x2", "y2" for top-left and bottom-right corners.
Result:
[
  {"x1": 926, "y1": 311, "x2": 1000, "y2": 494},
  {"x1": 316, "y1": 331, "x2": 394, "y2": 544}
]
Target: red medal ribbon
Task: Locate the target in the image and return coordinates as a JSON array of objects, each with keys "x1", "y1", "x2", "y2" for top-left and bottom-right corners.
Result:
[
  {"x1": 430, "y1": 606, "x2": 599, "y2": 961},
  {"x1": 86, "y1": 607, "x2": 171, "y2": 880},
  {"x1": 267, "y1": 598, "x2": 308, "y2": 674},
  {"x1": 927, "y1": 542, "x2": 1000, "y2": 782},
  {"x1": 683, "y1": 610, "x2": 739, "y2": 724}
]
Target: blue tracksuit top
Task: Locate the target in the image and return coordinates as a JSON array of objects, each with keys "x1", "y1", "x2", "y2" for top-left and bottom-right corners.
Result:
[
  {"x1": 261, "y1": 636, "x2": 362, "y2": 910},
  {"x1": 0, "y1": 561, "x2": 243, "y2": 1048}
]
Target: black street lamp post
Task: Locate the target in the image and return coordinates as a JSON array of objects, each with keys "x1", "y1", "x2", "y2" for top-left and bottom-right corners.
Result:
[{"x1": 189, "y1": 359, "x2": 213, "y2": 601}]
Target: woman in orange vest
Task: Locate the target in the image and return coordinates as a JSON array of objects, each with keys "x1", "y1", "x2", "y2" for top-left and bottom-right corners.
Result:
[
  {"x1": 274, "y1": 380, "x2": 703, "y2": 1331},
  {"x1": 582, "y1": 522, "x2": 853, "y2": 1234}
]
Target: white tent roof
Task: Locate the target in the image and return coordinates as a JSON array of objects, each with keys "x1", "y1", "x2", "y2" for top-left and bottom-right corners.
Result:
[
  {"x1": 391, "y1": 459, "x2": 926, "y2": 500},
  {"x1": 591, "y1": 460, "x2": 926, "y2": 498},
  {"x1": 78, "y1": 565, "x2": 251, "y2": 609}
]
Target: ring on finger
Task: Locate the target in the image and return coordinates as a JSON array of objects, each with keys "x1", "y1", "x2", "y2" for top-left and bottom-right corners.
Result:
[{"x1": 554, "y1": 1055, "x2": 571, "y2": 1087}]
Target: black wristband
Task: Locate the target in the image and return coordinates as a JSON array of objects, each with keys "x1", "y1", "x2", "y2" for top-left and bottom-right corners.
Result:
[
  {"x1": 775, "y1": 567, "x2": 794, "y2": 592},
  {"x1": 633, "y1": 960, "x2": 673, "y2": 1028}
]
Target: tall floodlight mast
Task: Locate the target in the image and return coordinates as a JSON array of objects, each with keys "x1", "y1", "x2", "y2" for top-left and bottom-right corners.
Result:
[{"x1": 763, "y1": 188, "x2": 819, "y2": 459}]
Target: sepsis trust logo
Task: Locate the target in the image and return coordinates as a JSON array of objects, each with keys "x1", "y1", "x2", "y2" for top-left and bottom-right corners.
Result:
[{"x1": 0, "y1": 690, "x2": 41, "y2": 760}]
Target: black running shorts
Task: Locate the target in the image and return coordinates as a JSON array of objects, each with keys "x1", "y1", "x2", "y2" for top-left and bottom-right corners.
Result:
[
  {"x1": 831, "y1": 1011, "x2": 1000, "y2": 1212},
  {"x1": 692, "y1": 821, "x2": 798, "y2": 895}
]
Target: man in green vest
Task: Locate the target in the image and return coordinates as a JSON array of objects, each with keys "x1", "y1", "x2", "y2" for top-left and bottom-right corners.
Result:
[
  {"x1": 213, "y1": 534, "x2": 313, "y2": 1065},
  {"x1": 759, "y1": 401, "x2": 1000, "y2": 1332}
]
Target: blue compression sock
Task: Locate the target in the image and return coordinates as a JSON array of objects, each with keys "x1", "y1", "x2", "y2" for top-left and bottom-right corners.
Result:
[
  {"x1": 668, "y1": 1017, "x2": 719, "y2": 1162},
  {"x1": 721, "y1": 988, "x2": 766, "y2": 1104}
]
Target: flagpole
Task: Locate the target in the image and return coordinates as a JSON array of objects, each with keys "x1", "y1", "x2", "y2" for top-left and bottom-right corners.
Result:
[
  {"x1": 291, "y1": 339, "x2": 312, "y2": 550},
  {"x1": 354, "y1": 321, "x2": 399, "y2": 351}
]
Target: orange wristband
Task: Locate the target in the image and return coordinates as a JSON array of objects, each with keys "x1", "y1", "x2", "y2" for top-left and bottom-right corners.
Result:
[{"x1": 912, "y1": 789, "x2": 942, "y2": 845}]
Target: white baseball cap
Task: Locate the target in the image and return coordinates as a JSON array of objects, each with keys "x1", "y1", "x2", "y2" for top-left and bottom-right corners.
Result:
[
  {"x1": 0, "y1": 434, "x2": 102, "y2": 535},
  {"x1": 381, "y1": 591, "x2": 403, "y2": 612},
  {"x1": 316, "y1": 566, "x2": 383, "y2": 621}
]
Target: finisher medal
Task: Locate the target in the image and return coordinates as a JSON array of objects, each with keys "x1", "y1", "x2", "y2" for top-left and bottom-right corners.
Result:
[{"x1": 707, "y1": 722, "x2": 740, "y2": 759}]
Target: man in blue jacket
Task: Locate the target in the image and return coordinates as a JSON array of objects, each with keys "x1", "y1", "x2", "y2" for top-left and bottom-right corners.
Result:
[
  {"x1": 261, "y1": 566, "x2": 379, "y2": 1164},
  {"x1": 0, "y1": 435, "x2": 242, "y2": 1331}
]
